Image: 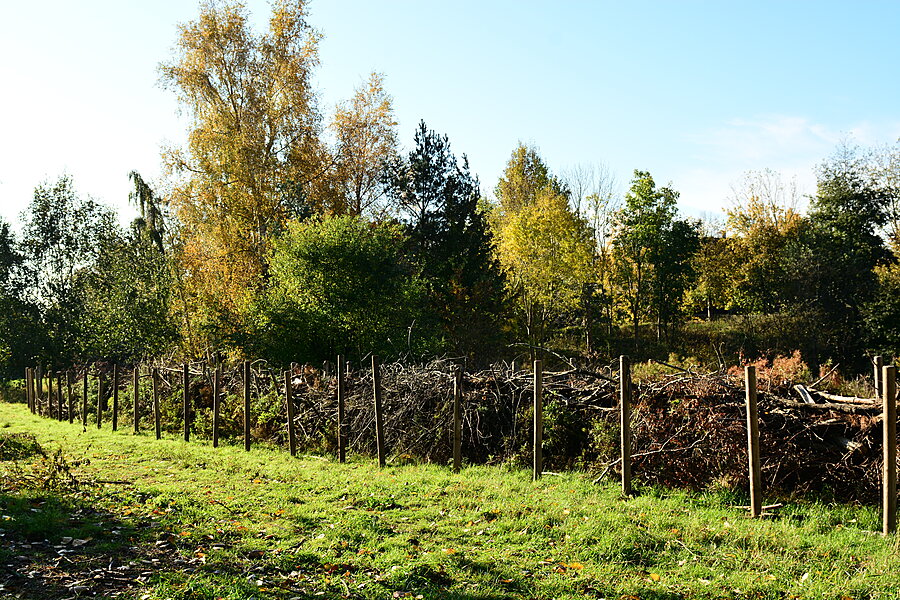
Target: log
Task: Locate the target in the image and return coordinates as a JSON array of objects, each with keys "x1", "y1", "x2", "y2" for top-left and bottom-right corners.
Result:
[
  {"x1": 771, "y1": 395, "x2": 880, "y2": 415},
  {"x1": 807, "y1": 388, "x2": 877, "y2": 405},
  {"x1": 792, "y1": 384, "x2": 816, "y2": 405}
]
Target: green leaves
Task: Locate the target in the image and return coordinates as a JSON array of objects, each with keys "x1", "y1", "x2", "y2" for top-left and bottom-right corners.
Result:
[{"x1": 254, "y1": 215, "x2": 434, "y2": 362}]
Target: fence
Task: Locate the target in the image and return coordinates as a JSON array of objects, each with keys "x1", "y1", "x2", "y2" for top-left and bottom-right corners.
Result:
[{"x1": 16, "y1": 354, "x2": 900, "y2": 535}]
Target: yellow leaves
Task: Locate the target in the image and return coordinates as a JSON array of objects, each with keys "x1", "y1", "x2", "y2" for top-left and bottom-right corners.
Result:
[
  {"x1": 442, "y1": 548, "x2": 457, "y2": 555},
  {"x1": 331, "y1": 72, "x2": 398, "y2": 216},
  {"x1": 162, "y1": 0, "x2": 328, "y2": 348},
  {"x1": 549, "y1": 561, "x2": 585, "y2": 574},
  {"x1": 648, "y1": 573, "x2": 661, "y2": 582},
  {"x1": 493, "y1": 186, "x2": 595, "y2": 324}
]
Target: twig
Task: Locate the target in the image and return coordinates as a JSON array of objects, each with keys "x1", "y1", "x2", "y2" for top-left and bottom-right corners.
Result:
[
  {"x1": 592, "y1": 435, "x2": 709, "y2": 484},
  {"x1": 809, "y1": 363, "x2": 840, "y2": 389},
  {"x1": 649, "y1": 358, "x2": 693, "y2": 375}
]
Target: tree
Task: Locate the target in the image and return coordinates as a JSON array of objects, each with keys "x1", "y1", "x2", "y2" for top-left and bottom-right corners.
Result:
[
  {"x1": 253, "y1": 216, "x2": 433, "y2": 363},
  {"x1": 864, "y1": 262, "x2": 900, "y2": 356},
  {"x1": 800, "y1": 144, "x2": 892, "y2": 367},
  {"x1": 650, "y1": 218, "x2": 701, "y2": 340},
  {"x1": 129, "y1": 171, "x2": 166, "y2": 251},
  {"x1": 612, "y1": 171, "x2": 698, "y2": 348},
  {"x1": 332, "y1": 72, "x2": 398, "y2": 217},
  {"x1": 494, "y1": 187, "x2": 594, "y2": 358},
  {"x1": 20, "y1": 175, "x2": 117, "y2": 364},
  {"x1": 494, "y1": 143, "x2": 568, "y2": 213},
  {"x1": 724, "y1": 170, "x2": 804, "y2": 313},
  {"x1": 160, "y1": 0, "x2": 326, "y2": 351},
  {"x1": 562, "y1": 163, "x2": 619, "y2": 348},
  {"x1": 0, "y1": 219, "x2": 25, "y2": 298},
  {"x1": 0, "y1": 219, "x2": 42, "y2": 377},
  {"x1": 686, "y1": 231, "x2": 741, "y2": 319},
  {"x1": 77, "y1": 226, "x2": 178, "y2": 362},
  {"x1": 867, "y1": 142, "x2": 900, "y2": 251},
  {"x1": 384, "y1": 122, "x2": 506, "y2": 359}
]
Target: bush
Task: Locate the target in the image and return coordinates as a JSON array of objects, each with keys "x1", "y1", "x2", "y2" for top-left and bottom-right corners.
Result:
[{"x1": 250, "y1": 216, "x2": 440, "y2": 365}]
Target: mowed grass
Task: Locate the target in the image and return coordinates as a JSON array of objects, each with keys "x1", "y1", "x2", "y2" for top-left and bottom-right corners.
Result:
[{"x1": 2, "y1": 401, "x2": 899, "y2": 599}]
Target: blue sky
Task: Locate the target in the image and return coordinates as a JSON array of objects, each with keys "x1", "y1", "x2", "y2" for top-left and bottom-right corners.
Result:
[{"x1": 2, "y1": 1, "x2": 898, "y2": 227}]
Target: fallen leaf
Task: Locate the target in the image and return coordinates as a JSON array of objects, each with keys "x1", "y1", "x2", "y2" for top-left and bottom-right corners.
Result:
[{"x1": 649, "y1": 573, "x2": 661, "y2": 582}]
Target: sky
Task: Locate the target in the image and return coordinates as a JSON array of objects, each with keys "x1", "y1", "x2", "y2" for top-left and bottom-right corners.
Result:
[{"x1": 2, "y1": 1, "x2": 899, "y2": 229}]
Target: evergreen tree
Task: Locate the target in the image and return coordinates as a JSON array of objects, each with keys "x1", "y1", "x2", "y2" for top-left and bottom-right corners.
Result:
[{"x1": 384, "y1": 121, "x2": 506, "y2": 359}]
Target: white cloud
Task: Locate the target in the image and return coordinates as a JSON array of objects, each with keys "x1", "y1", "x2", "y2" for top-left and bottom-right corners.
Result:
[
  {"x1": 689, "y1": 114, "x2": 841, "y2": 165},
  {"x1": 674, "y1": 114, "x2": 900, "y2": 215}
]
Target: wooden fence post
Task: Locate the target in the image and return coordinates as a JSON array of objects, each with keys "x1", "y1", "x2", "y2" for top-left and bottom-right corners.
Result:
[
  {"x1": 152, "y1": 368, "x2": 161, "y2": 440},
  {"x1": 96, "y1": 369, "x2": 104, "y2": 429},
  {"x1": 36, "y1": 365, "x2": 43, "y2": 416},
  {"x1": 883, "y1": 365, "x2": 897, "y2": 535},
  {"x1": 533, "y1": 359, "x2": 543, "y2": 481},
  {"x1": 620, "y1": 355, "x2": 632, "y2": 496},
  {"x1": 55, "y1": 373, "x2": 63, "y2": 421},
  {"x1": 25, "y1": 368, "x2": 33, "y2": 414},
  {"x1": 745, "y1": 365, "x2": 763, "y2": 518},
  {"x1": 24, "y1": 368, "x2": 31, "y2": 413},
  {"x1": 82, "y1": 368, "x2": 88, "y2": 428},
  {"x1": 372, "y1": 356, "x2": 386, "y2": 468},
  {"x1": 243, "y1": 361, "x2": 251, "y2": 451},
  {"x1": 30, "y1": 368, "x2": 37, "y2": 414},
  {"x1": 133, "y1": 366, "x2": 140, "y2": 434},
  {"x1": 285, "y1": 371, "x2": 297, "y2": 457},
  {"x1": 453, "y1": 365, "x2": 462, "y2": 473},
  {"x1": 112, "y1": 364, "x2": 119, "y2": 431},
  {"x1": 183, "y1": 363, "x2": 190, "y2": 442},
  {"x1": 66, "y1": 371, "x2": 73, "y2": 424},
  {"x1": 33, "y1": 368, "x2": 39, "y2": 415},
  {"x1": 213, "y1": 366, "x2": 220, "y2": 448},
  {"x1": 47, "y1": 372, "x2": 54, "y2": 419},
  {"x1": 337, "y1": 355, "x2": 346, "y2": 463},
  {"x1": 875, "y1": 356, "x2": 884, "y2": 401}
]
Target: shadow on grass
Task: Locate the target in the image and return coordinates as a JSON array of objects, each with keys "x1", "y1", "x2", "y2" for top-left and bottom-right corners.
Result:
[{"x1": 0, "y1": 489, "x2": 175, "y2": 599}]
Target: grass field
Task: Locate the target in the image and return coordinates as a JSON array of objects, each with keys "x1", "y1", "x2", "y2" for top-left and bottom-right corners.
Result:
[{"x1": 1, "y1": 400, "x2": 899, "y2": 600}]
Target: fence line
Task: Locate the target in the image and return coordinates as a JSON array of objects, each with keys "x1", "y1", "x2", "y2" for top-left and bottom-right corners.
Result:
[{"x1": 16, "y1": 354, "x2": 900, "y2": 535}]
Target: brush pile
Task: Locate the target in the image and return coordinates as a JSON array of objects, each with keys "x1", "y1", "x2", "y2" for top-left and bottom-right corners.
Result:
[{"x1": 159, "y1": 358, "x2": 885, "y2": 503}]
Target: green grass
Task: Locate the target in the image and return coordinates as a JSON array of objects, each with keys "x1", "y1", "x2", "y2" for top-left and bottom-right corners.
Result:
[{"x1": 1, "y1": 401, "x2": 899, "y2": 599}]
